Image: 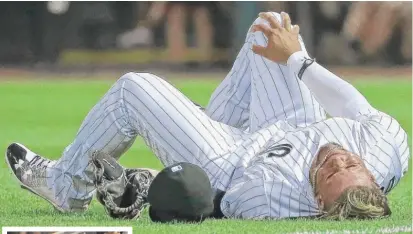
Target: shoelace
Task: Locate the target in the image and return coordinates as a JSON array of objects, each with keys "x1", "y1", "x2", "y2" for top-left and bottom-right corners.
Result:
[
  {"x1": 29, "y1": 155, "x2": 51, "y2": 169},
  {"x1": 25, "y1": 155, "x2": 51, "y2": 187},
  {"x1": 25, "y1": 164, "x2": 48, "y2": 187}
]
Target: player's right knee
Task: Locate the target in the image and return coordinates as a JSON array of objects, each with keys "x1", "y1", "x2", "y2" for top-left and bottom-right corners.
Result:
[
  {"x1": 119, "y1": 72, "x2": 140, "y2": 83},
  {"x1": 117, "y1": 72, "x2": 149, "y2": 89},
  {"x1": 247, "y1": 12, "x2": 308, "y2": 55},
  {"x1": 118, "y1": 72, "x2": 165, "y2": 88},
  {"x1": 250, "y1": 12, "x2": 282, "y2": 30},
  {"x1": 245, "y1": 12, "x2": 282, "y2": 46}
]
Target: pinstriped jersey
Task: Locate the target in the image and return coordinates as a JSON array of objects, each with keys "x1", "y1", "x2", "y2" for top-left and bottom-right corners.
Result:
[{"x1": 220, "y1": 109, "x2": 409, "y2": 219}]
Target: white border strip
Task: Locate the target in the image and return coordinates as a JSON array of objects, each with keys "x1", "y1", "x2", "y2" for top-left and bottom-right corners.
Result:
[
  {"x1": 2, "y1": 227, "x2": 132, "y2": 234},
  {"x1": 288, "y1": 225, "x2": 412, "y2": 234}
]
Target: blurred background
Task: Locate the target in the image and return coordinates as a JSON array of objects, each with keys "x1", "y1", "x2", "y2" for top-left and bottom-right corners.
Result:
[{"x1": 0, "y1": 1, "x2": 411, "y2": 73}]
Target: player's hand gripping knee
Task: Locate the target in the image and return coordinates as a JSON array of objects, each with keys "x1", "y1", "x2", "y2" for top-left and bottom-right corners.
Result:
[{"x1": 251, "y1": 12, "x2": 302, "y2": 64}]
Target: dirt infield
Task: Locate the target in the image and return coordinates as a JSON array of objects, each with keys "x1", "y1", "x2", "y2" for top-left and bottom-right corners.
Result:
[{"x1": 0, "y1": 66, "x2": 411, "y2": 81}]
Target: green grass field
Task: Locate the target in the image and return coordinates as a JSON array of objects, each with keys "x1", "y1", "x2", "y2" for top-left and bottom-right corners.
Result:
[{"x1": 0, "y1": 77, "x2": 411, "y2": 233}]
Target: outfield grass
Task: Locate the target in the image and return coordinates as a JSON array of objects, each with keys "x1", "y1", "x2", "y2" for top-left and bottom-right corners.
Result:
[{"x1": 0, "y1": 78, "x2": 411, "y2": 233}]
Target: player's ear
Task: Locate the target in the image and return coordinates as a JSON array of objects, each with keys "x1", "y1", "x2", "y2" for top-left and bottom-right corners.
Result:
[{"x1": 316, "y1": 195, "x2": 324, "y2": 211}]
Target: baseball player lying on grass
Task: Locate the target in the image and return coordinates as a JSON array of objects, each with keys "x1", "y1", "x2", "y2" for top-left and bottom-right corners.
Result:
[{"x1": 6, "y1": 12, "x2": 409, "y2": 221}]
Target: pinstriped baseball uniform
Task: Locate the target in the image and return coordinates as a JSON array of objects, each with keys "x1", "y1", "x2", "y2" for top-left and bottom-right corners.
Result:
[
  {"x1": 49, "y1": 72, "x2": 247, "y2": 209},
  {"x1": 214, "y1": 14, "x2": 409, "y2": 218},
  {"x1": 46, "y1": 12, "x2": 410, "y2": 218},
  {"x1": 206, "y1": 13, "x2": 326, "y2": 133},
  {"x1": 220, "y1": 109, "x2": 409, "y2": 219}
]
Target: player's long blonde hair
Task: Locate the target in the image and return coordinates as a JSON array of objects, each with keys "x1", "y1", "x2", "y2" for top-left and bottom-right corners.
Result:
[{"x1": 321, "y1": 186, "x2": 391, "y2": 220}]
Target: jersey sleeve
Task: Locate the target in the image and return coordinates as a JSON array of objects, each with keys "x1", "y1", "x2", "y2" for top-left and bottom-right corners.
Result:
[
  {"x1": 220, "y1": 165, "x2": 319, "y2": 219},
  {"x1": 356, "y1": 107, "x2": 410, "y2": 178},
  {"x1": 341, "y1": 105, "x2": 409, "y2": 195},
  {"x1": 220, "y1": 177, "x2": 269, "y2": 219}
]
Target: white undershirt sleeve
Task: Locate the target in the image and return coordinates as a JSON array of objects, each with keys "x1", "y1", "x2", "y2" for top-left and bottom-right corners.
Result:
[{"x1": 287, "y1": 51, "x2": 374, "y2": 120}]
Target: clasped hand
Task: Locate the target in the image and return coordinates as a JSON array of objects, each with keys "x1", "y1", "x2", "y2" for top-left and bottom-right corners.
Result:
[{"x1": 251, "y1": 12, "x2": 302, "y2": 64}]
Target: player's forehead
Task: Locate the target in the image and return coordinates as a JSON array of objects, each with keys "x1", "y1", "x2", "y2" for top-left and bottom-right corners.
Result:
[
  {"x1": 327, "y1": 152, "x2": 355, "y2": 162},
  {"x1": 315, "y1": 143, "x2": 344, "y2": 161}
]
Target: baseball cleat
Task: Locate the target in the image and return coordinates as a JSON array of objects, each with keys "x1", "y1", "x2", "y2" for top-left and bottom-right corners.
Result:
[{"x1": 5, "y1": 143, "x2": 66, "y2": 212}]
